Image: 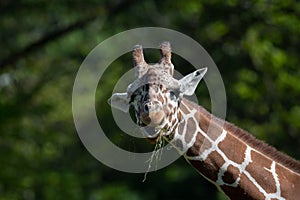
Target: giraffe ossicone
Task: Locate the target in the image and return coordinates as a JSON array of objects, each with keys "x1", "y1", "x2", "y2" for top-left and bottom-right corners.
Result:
[{"x1": 109, "y1": 42, "x2": 300, "y2": 200}]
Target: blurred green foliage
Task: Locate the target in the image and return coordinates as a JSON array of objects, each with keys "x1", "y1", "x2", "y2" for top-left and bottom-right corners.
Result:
[{"x1": 1, "y1": 0, "x2": 300, "y2": 199}]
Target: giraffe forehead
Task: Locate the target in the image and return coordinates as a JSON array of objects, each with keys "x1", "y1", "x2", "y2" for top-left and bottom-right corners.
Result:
[
  {"x1": 145, "y1": 84, "x2": 167, "y2": 97},
  {"x1": 142, "y1": 65, "x2": 173, "y2": 86}
]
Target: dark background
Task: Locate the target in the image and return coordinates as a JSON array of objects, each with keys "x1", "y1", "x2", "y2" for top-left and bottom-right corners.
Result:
[{"x1": 1, "y1": 0, "x2": 300, "y2": 199}]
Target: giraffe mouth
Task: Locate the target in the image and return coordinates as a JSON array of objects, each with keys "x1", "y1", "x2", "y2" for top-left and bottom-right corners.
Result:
[
  {"x1": 141, "y1": 126, "x2": 160, "y2": 139},
  {"x1": 139, "y1": 127, "x2": 160, "y2": 144}
]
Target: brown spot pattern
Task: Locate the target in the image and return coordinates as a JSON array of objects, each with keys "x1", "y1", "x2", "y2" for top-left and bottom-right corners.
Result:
[
  {"x1": 180, "y1": 103, "x2": 189, "y2": 115},
  {"x1": 245, "y1": 151, "x2": 276, "y2": 194},
  {"x1": 222, "y1": 173, "x2": 265, "y2": 200},
  {"x1": 197, "y1": 113, "x2": 209, "y2": 134},
  {"x1": 186, "y1": 132, "x2": 211, "y2": 157},
  {"x1": 223, "y1": 165, "x2": 240, "y2": 185},
  {"x1": 157, "y1": 94, "x2": 164, "y2": 104},
  {"x1": 218, "y1": 133, "x2": 247, "y2": 164},
  {"x1": 185, "y1": 118, "x2": 196, "y2": 143},
  {"x1": 206, "y1": 123, "x2": 223, "y2": 141},
  {"x1": 172, "y1": 139, "x2": 183, "y2": 151},
  {"x1": 177, "y1": 121, "x2": 185, "y2": 135},
  {"x1": 168, "y1": 114, "x2": 172, "y2": 123},
  {"x1": 276, "y1": 164, "x2": 300, "y2": 199},
  {"x1": 189, "y1": 151, "x2": 226, "y2": 182}
]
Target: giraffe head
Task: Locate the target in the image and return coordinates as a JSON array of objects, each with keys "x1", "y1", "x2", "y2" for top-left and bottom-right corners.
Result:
[{"x1": 109, "y1": 42, "x2": 207, "y2": 141}]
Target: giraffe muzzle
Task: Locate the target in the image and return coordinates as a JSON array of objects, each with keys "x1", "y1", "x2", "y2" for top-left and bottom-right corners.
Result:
[{"x1": 141, "y1": 101, "x2": 165, "y2": 126}]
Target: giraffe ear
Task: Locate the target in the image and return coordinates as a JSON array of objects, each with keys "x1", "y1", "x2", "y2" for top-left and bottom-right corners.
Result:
[
  {"x1": 179, "y1": 68, "x2": 207, "y2": 96},
  {"x1": 108, "y1": 92, "x2": 130, "y2": 112}
]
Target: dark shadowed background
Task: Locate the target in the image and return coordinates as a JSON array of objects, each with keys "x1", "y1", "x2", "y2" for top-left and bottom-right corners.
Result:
[{"x1": 1, "y1": 0, "x2": 300, "y2": 199}]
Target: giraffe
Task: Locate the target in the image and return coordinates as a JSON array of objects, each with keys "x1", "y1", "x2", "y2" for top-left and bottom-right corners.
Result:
[{"x1": 109, "y1": 42, "x2": 300, "y2": 200}]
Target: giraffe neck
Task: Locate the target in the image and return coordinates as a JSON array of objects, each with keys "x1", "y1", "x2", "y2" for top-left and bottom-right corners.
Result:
[{"x1": 167, "y1": 98, "x2": 300, "y2": 200}]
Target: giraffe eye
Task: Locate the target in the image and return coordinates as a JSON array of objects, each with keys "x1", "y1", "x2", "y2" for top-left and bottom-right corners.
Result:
[
  {"x1": 169, "y1": 90, "x2": 177, "y2": 101},
  {"x1": 129, "y1": 95, "x2": 135, "y2": 104}
]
